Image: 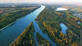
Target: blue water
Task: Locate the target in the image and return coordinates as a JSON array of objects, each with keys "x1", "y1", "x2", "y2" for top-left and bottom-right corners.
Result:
[
  {"x1": 0, "y1": 5, "x2": 45, "y2": 46},
  {"x1": 33, "y1": 21, "x2": 56, "y2": 46},
  {"x1": 60, "y1": 23, "x2": 68, "y2": 34},
  {"x1": 78, "y1": 22, "x2": 81, "y2": 24}
]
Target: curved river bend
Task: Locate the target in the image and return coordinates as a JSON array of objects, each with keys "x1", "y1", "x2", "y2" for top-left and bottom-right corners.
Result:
[
  {"x1": 0, "y1": 5, "x2": 45, "y2": 46},
  {"x1": 33, "y1": 21, "x2": 56, "y2": 46}
]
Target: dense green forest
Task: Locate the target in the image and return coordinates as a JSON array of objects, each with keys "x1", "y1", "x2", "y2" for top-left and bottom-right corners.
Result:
[
  {"x1": 36, "y1": 32, "x2": 51, "y2": 46},
  {"x1": 35, "y1": 6, "x2": 82, "y2": 46},
  {"x1": 0, "y1": 6, "x2": 39, "y2": 29}
]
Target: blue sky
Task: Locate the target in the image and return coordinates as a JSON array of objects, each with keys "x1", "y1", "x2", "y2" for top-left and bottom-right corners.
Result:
[{"x1": 0, "y1": 0, "x2": 82, "y2": 4}]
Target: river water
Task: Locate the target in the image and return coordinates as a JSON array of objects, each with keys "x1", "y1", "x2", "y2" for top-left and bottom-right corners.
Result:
[
  {"x1": 0, "y1": 5, "x2": 45, "y2": 46},
  {"x1": 33, "y1": 21, "x2": 56, "y2": 46}
]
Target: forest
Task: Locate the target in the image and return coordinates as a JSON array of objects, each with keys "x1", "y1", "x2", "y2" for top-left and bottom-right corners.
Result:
[
  {"x1": 35, "y1": 5, "x2": 82, "y2": 46},
  {"x1": 36, "y1": 32, "x2": 51, "y2": 46}
]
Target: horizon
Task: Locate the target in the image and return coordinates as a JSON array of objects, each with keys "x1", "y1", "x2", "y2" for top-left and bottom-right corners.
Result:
[{"x1": 0, "y1": 0, "x2": 82, "y2": 4}]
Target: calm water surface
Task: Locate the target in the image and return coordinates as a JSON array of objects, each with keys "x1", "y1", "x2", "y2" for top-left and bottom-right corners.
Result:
[
  {"x1": 33, "y1": 21, "x2": 56, "y2": 46},
  {"x1": 60, "y1": 23, "x2": 68, "y2": 34},
  {"x1": 0, "y1": 5, "x2": 45, "y2": 46}
]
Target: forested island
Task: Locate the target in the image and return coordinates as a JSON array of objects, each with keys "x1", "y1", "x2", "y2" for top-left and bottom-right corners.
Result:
[
  {"x1": 10, "y1": 22, "x2": 51, "y2": 46},
  {"x1": 35, "y1": 5, "x2": 82, "y2": 46},
  {"x1": 9, "y1": 23, "x2": 35, "y2": 46}
]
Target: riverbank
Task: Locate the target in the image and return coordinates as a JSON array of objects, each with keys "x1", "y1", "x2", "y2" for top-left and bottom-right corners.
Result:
[
  {"x1": 0, "y1": 21, "x2": 16, "y2": 31},
  {"x1": 9, "y1": 22, "x2": 35, "y2": 46},
  {"x1": 0, "y1": 6, "x2": 40, "y2": 31}
]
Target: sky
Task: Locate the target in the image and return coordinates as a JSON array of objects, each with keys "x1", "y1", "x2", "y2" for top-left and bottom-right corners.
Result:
[{"x1": 0, "y1": 0, "x2": 82, "y2": 4}]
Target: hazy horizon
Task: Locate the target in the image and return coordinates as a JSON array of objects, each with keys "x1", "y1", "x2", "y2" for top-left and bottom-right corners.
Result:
[{"x1": 0, "y1": 0, "x2": 82, "y2": 4}]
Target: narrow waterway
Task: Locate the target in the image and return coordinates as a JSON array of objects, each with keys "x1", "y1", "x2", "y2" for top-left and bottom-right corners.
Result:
[
  {"x1": 33, "y1": 21, "x2": 56, "y2": 46},
  {"x1": 0, "y1": 5, "x2": 45, "y2": 46},
  {"x1": 60, "y1": 23, "x2": 68, "y2": 34}
]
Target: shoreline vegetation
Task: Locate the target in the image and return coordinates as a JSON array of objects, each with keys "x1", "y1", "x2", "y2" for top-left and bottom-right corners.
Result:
[
  {"x1": 0, "y1": 17, "x2": 22, "y2": 31},
  {"x1": 9, "y1": 22, "x2": 35, "y2": 46},
  {"x1": 0, "y1": 20, "x2": 16, "y2": 31},
  {"x1": 0, "y1": 6, "x2": 40, "y2": 31},
  {"x1": 9, "y1": 22, "x2": 51, "y2": 46},
  {"x1": 36, "y1": 32, "x2": 51, "y2": 46}
]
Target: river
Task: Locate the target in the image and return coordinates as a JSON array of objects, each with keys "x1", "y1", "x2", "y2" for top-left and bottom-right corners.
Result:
[
  {"x1": 0, "y1": 5, "x2": 45, "y2": 46},
  {"x1": 33, "y1": 21, "x2": 56, "y2": 46}
]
